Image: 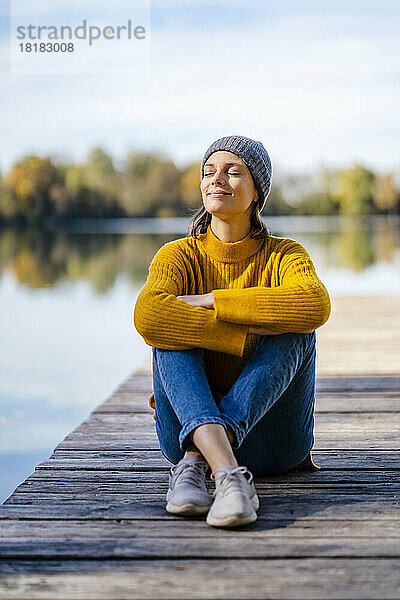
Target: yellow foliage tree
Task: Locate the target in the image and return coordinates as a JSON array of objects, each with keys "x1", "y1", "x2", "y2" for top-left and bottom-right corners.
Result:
[
  {"x1": 372, "y1": 173, "x2": 399, "y2": 212},
  {"x1": 333, "y1": 165, "x2": 375, "y2": 215},
  {"x1": 5, "y1": 156, "x2": 59, "y2": 221}
]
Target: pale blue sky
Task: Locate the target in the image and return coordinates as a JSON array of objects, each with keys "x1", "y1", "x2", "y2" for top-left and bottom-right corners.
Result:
[{"x1": 1, "y1": 0, "x2": 399, "y2": 174}]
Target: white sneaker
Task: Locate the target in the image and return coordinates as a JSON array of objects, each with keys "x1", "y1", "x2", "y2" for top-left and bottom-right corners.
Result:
[
  {"x1": 207, "y1": 465, "x2": 259, "y2": 528},
  {"x1": 166, "y1": 456, "x2": 213, "y2": 515}
]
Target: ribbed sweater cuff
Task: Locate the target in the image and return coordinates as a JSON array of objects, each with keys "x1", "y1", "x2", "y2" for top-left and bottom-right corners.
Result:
[
  {"x1": 203, "y1": 311, "x2": 248, "y2": 356},
  {"x1": 213, "y1": 288, "x2": 254, "y2": 324}
]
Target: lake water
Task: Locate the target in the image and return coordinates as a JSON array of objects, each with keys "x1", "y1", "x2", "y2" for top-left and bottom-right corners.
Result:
[{"x1": 1, "y1": 215, "x2": 399, "y2": 502}]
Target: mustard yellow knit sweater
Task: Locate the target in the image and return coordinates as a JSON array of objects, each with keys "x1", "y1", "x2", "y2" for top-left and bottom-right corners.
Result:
[{"x1": 134, "y1": 223, "x2": 331, "y2": 469}]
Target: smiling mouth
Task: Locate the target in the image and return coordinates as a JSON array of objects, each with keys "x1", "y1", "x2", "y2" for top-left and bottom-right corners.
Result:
[{"x1": 208, "y1": 192, "x2": 232, "y2": 196}]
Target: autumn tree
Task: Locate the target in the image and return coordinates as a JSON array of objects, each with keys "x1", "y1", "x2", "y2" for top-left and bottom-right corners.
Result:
[
  {"x1": 4, "y1": 156, "x2": 61, "y2": 222},
  {"x1": 372, "y1": 173, "x2": 399, "y2": 213},
  {"x1": 120, "y1": 151, "x2": 181, "y2": 217},
  {"x1": 333, "y1": 165, "x2": 375, "y2": 215}
]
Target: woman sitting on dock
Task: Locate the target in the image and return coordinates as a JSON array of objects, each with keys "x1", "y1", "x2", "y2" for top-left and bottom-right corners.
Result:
[{"x1": 134, "y1": 135, "x2": 331, "y2": 528}]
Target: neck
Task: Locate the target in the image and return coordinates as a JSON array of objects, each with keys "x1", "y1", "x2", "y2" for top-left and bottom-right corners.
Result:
[
  {"x1": 210, "y1": 217, "x2": 251, "y2": 243},
  {"x1": 198, "y1": 222, "x2": 264, "y2": 263}
]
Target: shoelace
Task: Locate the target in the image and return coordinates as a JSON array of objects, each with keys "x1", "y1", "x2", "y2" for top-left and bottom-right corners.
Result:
[
  {"x1": 170, "y1": 461, "x2": 208, "y2": 489},
  {"x1": 211, "y1": 466, "x2": 252, "y2": 498}
]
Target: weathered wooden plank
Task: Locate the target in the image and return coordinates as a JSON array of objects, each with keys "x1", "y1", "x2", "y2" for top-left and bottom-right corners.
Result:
[
  {"x1": 101, "y1": 391, "x2": 151, "y2": 399},
  {"x1": 36, "y1": 451, "x2": 170, "y2": 470},
  {"x1": 54, "y1": 436, "x2": 157, "y2": 452},
  {"x1": 93, "y1": 405, "x2": 153, "y2": 414},
  {"x1": 91, "y1": 381, "x2": 400, "y2": 419},
  {"x1": 5, "y1": 488, "x2": 400, "y2": 518},
  {"x1": 3, "y1": 370, "x2": 400, "y2": 600},
  {"x1": 98, "y1": 392, "x2": 151, "y2": 400},
  {"x1": 3, "y1": 518, "x2": 400, "y2": 538},
  {"x1": 5, "y1": 484, "x2": 400, "y2": 506},
  {"x1": 74, "y1": 413, "x2": 153, "y2": 431},
  {"x1": 100, "y1": 389, "x2": 400, "y2": 401},
  {"x1": 23, "y1": 469, "x2": 400, "y2": 485},
  {"x1": 94, "y1": 397, "x2": 149, "y2": 405},
  {"x1": 53, "y1": 436, "x2": 400, "y2": 451},
  {"x1": 94, "y1": 399, "x2": 400, "y2": 415},
  {"x1": 3, "y1": 493, "x2": 168, "y2": 505},
  {"x1": 26, "y1": 470, "x2": 171, "y2": 482},
  {"x1": 3, "y1": 496, "x2": 400, "y2": 520},
  {"x1": 63, "y1": 412, "x2": 400, "y2": 433},
  {"x1": 314, "y1": 395, "x2": 400, "y2": 412},
  {"x1": 107, "y1": 375, "x2": 400, "y2": 394},
  {"x1": 315, "y1": 376, "x2": 400, "y2": 392},
  {"x1": 2, "y1": 537, "x2": 400, "y2": 559},
  {"x1": 11, "y1": 480, "x2": 400, "y2": 496},
  {"x1": 34, "y1": 450, "x2": 400, "y2": 471},
  {"x1": 1, "y1": 558, "x2": 400, "y2": 600},
  {"x1": 93, "y1": 396, "x2": 400, "y2": 419},
  {"x1": 77, "y1": 408, "x2": 400, "y2": 433},
  {"x1": 52, "y1": 408, "x2": 400, "y2": 452},
  {"x1": 0, "y1": 504, "x2": 183, "y2": 520}
]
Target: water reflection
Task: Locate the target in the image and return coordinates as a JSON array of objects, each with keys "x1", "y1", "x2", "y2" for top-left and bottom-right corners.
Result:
[
  {"x1": 1, "y1": 215, "x2": 399, "y2": 503},
  {"x1": 0, "y1": 228, "x2": 168, "y2": 293},
  {"x1": 0, "y1": 216, "x2": 399, "y2": 292}
]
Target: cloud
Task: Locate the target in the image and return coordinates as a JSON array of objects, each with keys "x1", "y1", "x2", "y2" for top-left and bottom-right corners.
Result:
[{"x1": 0, "y1": 1, "x2": 399, "y2": 172}]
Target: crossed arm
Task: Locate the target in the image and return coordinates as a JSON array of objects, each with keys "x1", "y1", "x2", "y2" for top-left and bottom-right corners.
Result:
[
  {"x1": 176, "y1": 292, "x2": 283, "y2": 335},
  {"x1": 134, "y1": 240, "x2": 331, "y2": 355}
]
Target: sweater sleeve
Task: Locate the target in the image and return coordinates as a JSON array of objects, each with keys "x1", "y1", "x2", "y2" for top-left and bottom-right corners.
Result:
[
  {"x1": 212, "y1": 239, "x2": 331, "y2": 333},
  {"x1": 134, "y1": 243, "x2": 249, "y2": 356}
]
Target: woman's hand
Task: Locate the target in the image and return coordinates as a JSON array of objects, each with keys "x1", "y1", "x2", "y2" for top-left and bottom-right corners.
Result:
[
  {"x1": 176, "y1": 294, "x2": 282, "y2": 334},
  {"x1": 176, "y1": 292, "x2": 214, "y2": 309}
]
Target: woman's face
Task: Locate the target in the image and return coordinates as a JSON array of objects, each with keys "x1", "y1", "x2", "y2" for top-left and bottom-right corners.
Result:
[{"x1": 200, "y1": 151, "x2": 258, "y2": 220}]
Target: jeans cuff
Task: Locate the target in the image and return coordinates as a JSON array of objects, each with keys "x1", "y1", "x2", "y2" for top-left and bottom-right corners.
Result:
[
  {"x1": 218, "y1": 413, "x2": 243, "y2": 449},
  {"x1": 179, "y1": 416, "x2": 228, "y2": 452}
]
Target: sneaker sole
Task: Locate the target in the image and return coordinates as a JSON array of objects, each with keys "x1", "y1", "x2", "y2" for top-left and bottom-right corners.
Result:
[
  {"x1": 206, "y1": 508, "x2": 257, "y2": 528},
  {"x1": 206, "y1": 495, "x2": 259, "y2": 528},
  {"x1": 166, "y1": 501, "x2": 212, "y2": 516},
  {"x1": 251, "y1": 493, "x2": 260, "y2": 512}
]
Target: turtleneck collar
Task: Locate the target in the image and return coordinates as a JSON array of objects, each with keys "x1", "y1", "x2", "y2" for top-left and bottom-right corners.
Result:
[{"x1": 198, "y1": 223, "x2": 264, "y2": 263}]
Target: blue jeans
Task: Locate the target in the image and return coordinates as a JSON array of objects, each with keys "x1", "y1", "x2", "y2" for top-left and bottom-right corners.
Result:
[{"x1": 152, "y1": 331, "x2": 317, "y2": 477}]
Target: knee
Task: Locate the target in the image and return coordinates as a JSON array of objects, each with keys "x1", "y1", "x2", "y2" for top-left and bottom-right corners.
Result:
[
  {"x1": 159, "y1": 445, "x2": 184, "y2": 466},
  {"x1": 285, "y1": 331, "x2": 315, "y2": 345},
  {"x1": 152, "y1": 346, "x2": 205, "y2": 377},
  {"x1": 304, "y1": 330, "x2": 316, "y2": 347},
  {"x1": 257, "y1": 331, "x2": 315, "y2": 348},
  {"x1": 155, "y1": 421, "x2": 184, "y2": 465},
  {"x1": 254, "y1": 331, "x2": 316, "y2": 366},
  {"x1": 278, "y1": 331, "x2": 316, "y2": 354},
  {"x1": 153, "y1": 346, "x2": 205, "y2": 361}
]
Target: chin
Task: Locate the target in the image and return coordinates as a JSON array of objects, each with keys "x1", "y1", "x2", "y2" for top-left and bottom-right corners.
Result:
[{"x1": 207, "y1": 205, "x2": 230, "y2": 213}]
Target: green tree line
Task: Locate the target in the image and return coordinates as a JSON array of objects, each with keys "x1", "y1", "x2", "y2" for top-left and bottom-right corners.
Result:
[
  {"x1": 1, "y1": 222, "x2": 396, "y2": 292},
  {"x1": 0, "y1": 147, "x2": 399, "y2": 224}
]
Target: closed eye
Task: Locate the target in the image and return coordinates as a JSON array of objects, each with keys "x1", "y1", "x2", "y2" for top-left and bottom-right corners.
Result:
[{"x1": 204, "y1": 170, "x2": 241, "y2": 176}]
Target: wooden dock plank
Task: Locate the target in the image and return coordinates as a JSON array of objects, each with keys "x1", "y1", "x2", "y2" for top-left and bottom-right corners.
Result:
[
  {"x1": 1, "y1": 558, "x2": 400, "y2": 600},
  {"x1": 33, "y1": 449, "x2": 400, "y2": 471},
  {"x1": 3, "y1": 519, "x2": 400, "y2": 538},
  {"x1": 19, "y1": 468, "x2": 400, "y2": 484},
  {"x1": 2, "y1": 538, "x2": 400, "y2": 559},
  {"x1": 2, "y1": 497, "x2": 400, "y2": 521},
  {"x1": 1, "y1": 372, "x2": 400, "y2": 599}
]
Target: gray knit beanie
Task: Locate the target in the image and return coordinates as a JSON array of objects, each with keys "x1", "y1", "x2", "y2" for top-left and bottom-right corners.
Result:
[{"x1": 201, "y1": 135, "x2": 273, "y2": 212}]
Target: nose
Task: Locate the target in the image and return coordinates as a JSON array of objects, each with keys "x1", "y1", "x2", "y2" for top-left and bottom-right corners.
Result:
[{"x1": 210, "y1": 169, "x2": 226, "y2": 185}]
